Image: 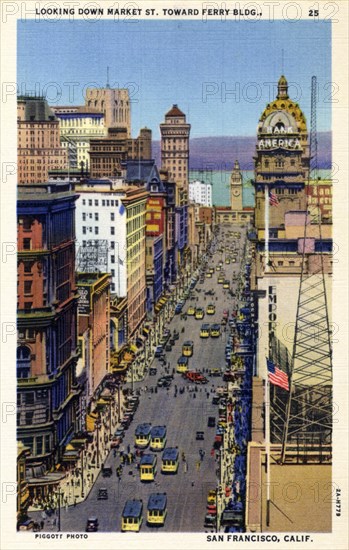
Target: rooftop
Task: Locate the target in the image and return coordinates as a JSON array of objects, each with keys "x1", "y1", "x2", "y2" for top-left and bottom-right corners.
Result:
[{"x1": 165, "y1": 104, "x2": 185, "y2": 117}]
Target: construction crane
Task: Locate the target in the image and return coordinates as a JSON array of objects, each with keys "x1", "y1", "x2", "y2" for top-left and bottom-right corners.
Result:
[{"x1": 280, "y1": 76, "x2": 333, "y2": 463}]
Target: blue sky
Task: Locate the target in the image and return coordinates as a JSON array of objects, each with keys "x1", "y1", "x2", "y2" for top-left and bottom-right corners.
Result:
[{"x1": 17, "y1": 19, "x2": 332, "y2": 138}]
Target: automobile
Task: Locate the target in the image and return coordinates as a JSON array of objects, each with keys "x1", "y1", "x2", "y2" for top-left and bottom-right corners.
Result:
[
  {"x1": 206, "y1": 271, "x2": 212, "y2": 278},
  {"x1": 207, "y1": 490, "x2": 216, "y2": 504},
  {"x1": 204, "y1": 513, "x2": 216, "y2": 528},
  {"x1": 218, "y1": 276, "x2": 225, "y2": 284},
  {"x1": 175, "y1": 304, "x2": 183, "y2": 314},
  {"x1": 208, "y1": 416, "x2": 216, "y2": 427},
  {"x1": 169, "y1": 338, "x2": 176, "y2": 346},
  {"x1": 206, "y1": 304, "x2": 215, "y2": 315},
  {"x1": 225, "y1": 259, "x2": 230, "y2": 264},
  {"x1": 101, "y1": 466, "x2": 112, "y2": 477},
  {"x1": 86, "y1": 517, "x2": 99, "y2": 532},
  {"x1": 223, "y1": 371, "x2": 235, "y2": 382},
  {"x1": 205, "y1": 289, "x2": 215, "y2": 296},
  {"x1": 149, "y1": 367, "x2": 157, "y2": 376},
  {"x1": 114, "y1": 427, "x2": 125, "y2": 438},
  {"x1": 121, "y1": 417, "x2": 132, "y2": 429},
  {"x1": 195, "y1": 308, "x2": 205, "y2": 320},
  {"x1": 157, "y1": 377, "x2": 172, "y2": 388},
  {"x1": 187, "y1": 305, "x2": 196, "y2": 316},
  {"x1": 163, "y1": 343, "x2": 171, "y2": 352},
  {"x1": 209, "y1": 368, "x2": 221, "y2": 377},
  {"x1": 173, "y1": 331, "x2": 180, "y2": 341},
  {"x1": 209, "y1": 267, "x2": 214, "y2": 273},
  {"x1": 232, "y1": 258, "x2": 237, "y2": 263},
  {"x1": 127, "y1": 396, "x2": 139, "y2": 407},
  {"x1": 97, "y1": 488, "x2": 108, "y2": 500},
  {"x1": 216, "y1": 265, "x2": 221, "y2": 271},
  {"x1": 207, "y1": 504, "x2": 217, "y2": 515},
  {"x1": 218, "y1": 420, "x2": 227, "y2": 429},
  {"x1": 223, "y1": 280, "x2": 230, "y2": 289},
  {"x1": 154, "y1": 346, "x2": 164, "y2": 358},
  {"x1": 111, "y1": 435, "x2": 123, "y2": 448},
  {"x1": 210, "y1": 324, "x2": 221, "y2": 337},
  {"x1": 196, "y1": 431, "x2": 205, "y2": 440},
  {"x1": 18, "y1": 520, "x2": 35, "y2": 531}
]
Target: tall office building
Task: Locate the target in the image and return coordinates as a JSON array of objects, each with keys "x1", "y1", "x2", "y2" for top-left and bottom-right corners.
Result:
[
  {"x1": 253, "y1": 75, "x2": 310, "y2": 236},
  {"x1": 17, "y1": 181, "x2": 79, "y2": 471},
  {"x1": 160, "y1": 105, "x2": 191, "y2": 205},
  {"x1": 17, "y1": 96, "x2": 67, "y2": 184},
  {"x1": 85, "y1": 87, "x2": 131, "y2": 136}
]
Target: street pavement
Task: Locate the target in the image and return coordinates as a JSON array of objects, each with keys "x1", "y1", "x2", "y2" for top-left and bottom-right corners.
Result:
[{"x1": 32, "y1": 223, "x2": 248, "y2": 533}]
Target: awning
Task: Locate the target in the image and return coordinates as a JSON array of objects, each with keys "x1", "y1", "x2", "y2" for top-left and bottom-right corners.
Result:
[
  {"x1": 143, "y1": 327, "x2": 150, "y2": 335},
  {"x1": 86, "y1": 412, "x2": 98, "y2": 432},
  {"x1": 95, "y1": 398, "x2": 109, "y2": 410},
  {"x1": 114, "y1": 361, "x2": 128, "y2": 373},
  {"x1": 129, "y1": 344, "x2": 138, "y2": 353},
  {"x1": 62, "y1": 450, "x2": 80, "y2": 462}
]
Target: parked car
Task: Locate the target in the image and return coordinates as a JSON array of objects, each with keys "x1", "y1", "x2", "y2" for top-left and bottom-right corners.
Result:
[
  {"x1": 101, "y1": 467, "x2": 112, "y2": 477},
  {"x1": 208, "y1": 416, "x2": 216, "y2": 427},
  {"x1": 97, "y1": 488, "x2": 108, "y2": 500},
  {"x1": 165, "y1": 343, "x2": 172, "y2": 352},
  {"x1": 155, "y1": 346, "x2": 164, "y2": 358},
  {"x1": 86, "y1": 517, "x2": 99, "y2": 532},
  {"x1": 149, "y1": 367, "x2": 157, "y2": 375},
  {"x1": 196, "y1": 431, "x2": 205, "y2": 440}
]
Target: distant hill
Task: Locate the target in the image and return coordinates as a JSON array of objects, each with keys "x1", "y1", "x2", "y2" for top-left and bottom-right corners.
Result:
[{"x1": 152, "y1": 131, "x2": 332, "y2": 171}]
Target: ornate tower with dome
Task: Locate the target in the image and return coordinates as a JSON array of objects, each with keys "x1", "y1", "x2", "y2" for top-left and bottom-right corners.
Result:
[{"x1": 253, "y1": 75, "x2": 310, "y2": 234}]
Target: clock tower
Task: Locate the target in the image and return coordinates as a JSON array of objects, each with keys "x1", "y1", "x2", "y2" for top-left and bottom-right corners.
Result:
[{"x1": 230, "y1": 159, "x2": 243, "y2": 212}]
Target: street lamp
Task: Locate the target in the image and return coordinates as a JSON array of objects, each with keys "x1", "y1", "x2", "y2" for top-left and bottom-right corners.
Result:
[
  {"x1": 54, "y1": 487, "x2": 63, "y2": 532},
  {"x1": 80, "y1": 447, "x2": 85, "y2": 498},
  {"x1": 96, "y1": 417, "x2": 101, "y2": 469}
]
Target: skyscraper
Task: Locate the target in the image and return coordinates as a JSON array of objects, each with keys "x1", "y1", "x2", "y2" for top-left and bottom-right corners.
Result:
[
  {"x1": 253, "y1": 75, "x2": 310, "y2": 236},
  {"x1": 17, "y1": 96, "x2": 67, "y2": 184},
  {"x1": 160, "y1": 105, "x2": 191, "y2": 205},
  {"x1": 85, "y1": 87, "x2": 131, "y2": 136}
]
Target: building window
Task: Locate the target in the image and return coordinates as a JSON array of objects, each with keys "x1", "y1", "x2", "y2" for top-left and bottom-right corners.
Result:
[
  {"x1": 94, "y1": 199, "x2": 99, "y2": 206},
  {"x1": 111, "y1": 227, "x2": 115, "y2": 235},
  {"x1": 88, "y1": 199, "x2": 92, "y2": 206},
  {"x1": 23, "y1": 238, "x2": 31, "y2": 250},
  {"x1": 111, "y1": 269, "x2": 115, "y2": 277},
  {"x1": 24, "y1": 280, "x2": 32, "y2": 295},
  {"x1": 111, "y1": 242, "x2": 115, "y2": 249},
  {"x1": 95, "y1": 213, "x2": 99, "y2": 221},
  {"x1": 23, "y1": 262, "x2": 32, "y2": 274},
  {"x1": 82, "y1": 213, "x2": 86, "y2": 221},
  {"x1": 95, "y1": 227, "x2": 99, "y2": 235},
  {"x1": 25, "y1": 411, "x2": 34, "y2": 425},
  {"x1": 16, "y1": 346, "x2": 31, "y2": 378},
  {"x1": 23, "y1": 218, "x2": 32, "y2": 231},
  {"x1": 82, "y1": 227, "x2": 86, "y2": 234},
  {"x1": 111, "y1": 255, "x2": 115, "y2": 264},
  {"x1": 24, "y1": 302, "x2": 33, "y2": 311},
  {"x1": 278, "y1": 261, "x2": 284, "y2": 266},
  {"x1": 102, "y1": 200, "x2": 105, "y2": 206},
  {"x1": 111, "y1": 213, "x2": 115, "y2": 221},
  {"x1": 289, "y1": 261, "x2": 295, "y2": 266},
  {"x1": 82, "y1": 199, "x2": 86, "y2": 205}
]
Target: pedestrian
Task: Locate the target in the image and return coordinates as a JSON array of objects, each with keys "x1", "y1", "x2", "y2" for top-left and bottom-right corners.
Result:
[
  {"x1": 40, "y1": 520, "x2": 44, "y2": 530},
  {"x1": 73, "y1": 498, "x2": 77, "y2": 507}
]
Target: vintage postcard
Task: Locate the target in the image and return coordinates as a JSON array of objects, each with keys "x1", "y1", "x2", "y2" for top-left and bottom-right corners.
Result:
[{"x1": 0, "y1": 1, "x2": 348, "y2": 549}]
